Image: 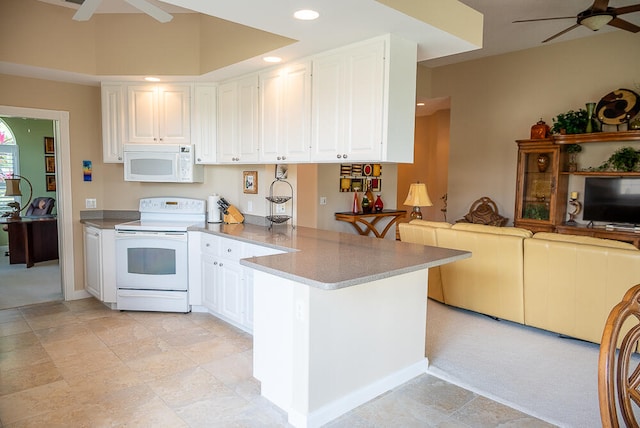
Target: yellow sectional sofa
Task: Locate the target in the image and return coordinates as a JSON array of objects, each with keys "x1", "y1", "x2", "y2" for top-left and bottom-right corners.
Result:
[{"x1": 399, "y1": 220, "x2": 640, "y2": 344}]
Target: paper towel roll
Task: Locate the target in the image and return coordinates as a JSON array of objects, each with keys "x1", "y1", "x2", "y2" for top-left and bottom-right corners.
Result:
[{"x1": 207, "y1": 194, "x2": 222, "y2": 223}]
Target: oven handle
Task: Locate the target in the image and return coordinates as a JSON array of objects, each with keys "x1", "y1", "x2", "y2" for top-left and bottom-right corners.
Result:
[{"x1": 115, "y1": 230, "x2": 188, "y2": 241}]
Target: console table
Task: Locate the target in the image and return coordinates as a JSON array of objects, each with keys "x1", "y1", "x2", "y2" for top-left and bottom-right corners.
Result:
[
  {"x1": 1, "y1": 216, "x2": 59, "y2": 267},
  {"x1": 556, "y1": 224, "x2": 640, "y2": 249},
  {"x1": 335, "y1": 210, "x2": 406, "y2": 239}
]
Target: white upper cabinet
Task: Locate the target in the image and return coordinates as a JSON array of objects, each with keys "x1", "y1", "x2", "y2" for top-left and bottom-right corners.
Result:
[
  {"x1": 127, "y1": 84, "x2": 192, "y2": 144},
  {"x1": 217, "y1": 75, "x2": 260, "y2": 163},
  {"x1": 311, "y1": 34, "x2": 417, "y2": 163},
  {"x1": 101, "y1": 84, "x2": 126, "y2": 163},
  {"x1": 193, "y1": 84, "x2": 217, "y2": 164},
  {"x1": 259, "y1": 61, "x2": 312, "y2": 163}
]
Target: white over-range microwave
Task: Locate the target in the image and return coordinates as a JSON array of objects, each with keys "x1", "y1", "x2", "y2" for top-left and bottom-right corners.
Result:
[{"x1": 123, "y1": 144, "x2": 204, "y2": 183}]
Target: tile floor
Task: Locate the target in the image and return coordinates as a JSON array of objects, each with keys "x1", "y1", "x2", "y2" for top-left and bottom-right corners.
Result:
[{"x1": 0, "y1": 298, "x2": 555, "y2": 427}]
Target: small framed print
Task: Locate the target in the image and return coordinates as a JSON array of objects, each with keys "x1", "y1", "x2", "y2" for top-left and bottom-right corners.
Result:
[
  {"x1": 45, "y1": 155, "x2": 55, "y2": 173},
  {"x1": 44, "y1": 137, "x2": 55, "y2": 154},
  {"x1": 46, "y1": 175, "x2": 56, "y2": 192},
  {"x1": 371, "y1": 178, "x2": 382, "y2": 192},
  {"x1": 243, "y1": 171, "x2": 258, "y2": 194}
]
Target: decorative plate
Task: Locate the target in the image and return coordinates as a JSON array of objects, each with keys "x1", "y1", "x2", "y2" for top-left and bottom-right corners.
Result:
[{"x1": 596, "y1": 88, "x2": 640, "y2": 125}]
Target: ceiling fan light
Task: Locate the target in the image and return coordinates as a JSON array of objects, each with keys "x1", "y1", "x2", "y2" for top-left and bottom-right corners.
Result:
[{"x1": 580, "y1": 14, "x2": 614, "y2": 31}]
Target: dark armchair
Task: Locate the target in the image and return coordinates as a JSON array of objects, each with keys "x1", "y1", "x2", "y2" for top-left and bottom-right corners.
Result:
[{"x1": 25, "y1": 197, "x2": 55, "y2": 216}]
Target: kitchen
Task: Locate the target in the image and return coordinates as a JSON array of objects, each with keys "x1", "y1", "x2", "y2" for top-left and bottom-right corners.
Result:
[{"x1": 1, "y1": 1, "x2": 482, "y2": 426}]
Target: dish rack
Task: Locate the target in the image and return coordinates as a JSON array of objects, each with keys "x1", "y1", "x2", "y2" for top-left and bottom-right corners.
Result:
[{"x1": 266, "y1": 178, "x2": 294, "y2": 229}]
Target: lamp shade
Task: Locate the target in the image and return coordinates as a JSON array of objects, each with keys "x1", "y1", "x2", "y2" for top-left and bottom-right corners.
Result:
[
  {"x1": 579, "y1": 14, "x2": 613, "y2": 31},
  {"x1": 403, "y1": 183, "x2": 433, "y2": 207},
  {"x1": 4, "y1": 178, "x2": 22, "y2": 196}
]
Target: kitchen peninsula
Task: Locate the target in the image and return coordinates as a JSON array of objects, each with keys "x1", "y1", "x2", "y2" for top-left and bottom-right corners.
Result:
[{"x1": 192, "y1": 223, "x2": 470, "y2": 428}]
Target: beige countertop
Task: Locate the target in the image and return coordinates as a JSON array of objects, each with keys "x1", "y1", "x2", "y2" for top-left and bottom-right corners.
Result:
[
  {"x1": 80, "y1": 218, "x2": 469, "y2": 290},
  {"x1": 192, "y1": 223, "x2": 470, "y2": 290}
]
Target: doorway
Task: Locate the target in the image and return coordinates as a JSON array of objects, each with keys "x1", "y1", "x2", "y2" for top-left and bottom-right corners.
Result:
[
  {"x1": 0, "y1": 117, "x2": 62, "y2": 309},
  {"x1": 0, "y1": 105, "x2": 75, "y2": 308}
]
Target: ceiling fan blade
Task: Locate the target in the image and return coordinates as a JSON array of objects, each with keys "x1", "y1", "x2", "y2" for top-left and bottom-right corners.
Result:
[
  {"x1": 591, "y1": 0, "x2": 611, "y2": 13},
  {"x1": 542, "y1": 24, "x2": 581, "y2": 43},
  {"x1": 614, "y1": 4, "x2": 640, "y2": 15},
  {"x1": 608, "y1": 17, "x2": 640, "y2": 32},
  {"x1": 513, "y1": 16, "x2": 574, "y2": 23},
  {"x1": 72, "y1": 0, "x2": 102, "y2": 21},
  {"x1": 124, "y1": 0, "x2": 173, "y2": 23}
]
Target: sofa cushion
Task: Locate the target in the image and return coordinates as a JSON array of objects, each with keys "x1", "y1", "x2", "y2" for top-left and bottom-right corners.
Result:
[
  {"x1": 409, "y1": 220, "x2": 452, "y2": 229},
  {"x1": 452, "y1": 223, "x2": 533, "y2": 239},
  {"x1": 532, "y1": 232, "x2": 639, "y2": 251}
]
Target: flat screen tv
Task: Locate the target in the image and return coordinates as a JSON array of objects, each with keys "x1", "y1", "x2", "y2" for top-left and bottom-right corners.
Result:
[{"x1": 583, "y1": 177, "x2": 640, "y2": 225}]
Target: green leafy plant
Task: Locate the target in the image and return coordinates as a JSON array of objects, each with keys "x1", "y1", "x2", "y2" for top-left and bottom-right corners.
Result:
[
  {"x1": 566, "y1": 144, "x2": 582, "y2": 154},
  {"x1": 599, "y1": 147, "x2": 640, "y2": 172},
  {"x1": 523, "y1": 203, "x2": 549, "y2": 220},
  {"x1": 551, "y1": 109, "x2": 589, "y2": 135}
]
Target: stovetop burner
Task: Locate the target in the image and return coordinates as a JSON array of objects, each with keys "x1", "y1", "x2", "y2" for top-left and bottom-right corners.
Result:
[{"x1": 115, "y1": 197, "x2": 206, "y2": 232}]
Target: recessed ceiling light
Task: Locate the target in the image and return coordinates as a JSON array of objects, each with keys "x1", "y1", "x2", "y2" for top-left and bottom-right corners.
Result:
[
  {"x1": 294, "y1": 9, "x2": 319, "y2": 20},
  {"x1": 263, "y1": 56, "x2": 282, "y2": 63},
  {"x1": 145, "y1": 77, "x2": 161, "y2": 82}
]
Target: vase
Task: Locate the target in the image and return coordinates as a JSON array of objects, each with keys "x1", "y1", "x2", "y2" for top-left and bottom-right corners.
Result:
[
  {"x1": 374, "y1": 194, "x2": 384, "y2": 212},
  {"x1": 537, "y1": 154, "x2": 550, "y2": 172},
  {"x1": 585, "y1": 102, "x2": 595, "y2": 133},
  {"x1": 362, "y1": 197, "x2": 372, "y2": 213},
  {"x1": 352, "y1": 191, "x2": 360, "y2": 213}
]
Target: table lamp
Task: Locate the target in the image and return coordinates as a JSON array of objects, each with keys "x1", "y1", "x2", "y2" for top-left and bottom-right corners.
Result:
[
  {"x1": 403, "y1": 182, "x2": 432, "y2": 220},
  {"x1": 3, "y1": 174, "x2": 32, "y2": 219}
]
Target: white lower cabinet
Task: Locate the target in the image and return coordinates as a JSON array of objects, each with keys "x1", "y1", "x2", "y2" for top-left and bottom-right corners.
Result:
[
  {"x1": 194, "y1": 232, "x2": 284, "y2": 333},
  {"x1": 83, "y1": 226, "x2": 116, "y2": 304}
]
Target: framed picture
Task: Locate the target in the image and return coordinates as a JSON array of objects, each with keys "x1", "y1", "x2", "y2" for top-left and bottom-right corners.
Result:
[
  {"x1": 243, "y1": 171, "x2": 258, "y2": 194},
  {"x1": 46, "y1": 175, "x2": 56, "y2": 192},
  {"x1": 371, "y1": 178, "x2": 382, "y2": 192},
  {"x1": 45, "y1": 155, "x2": 55, "y2": 173},
  {"x1": 44, "y1": 137, "x2": 55, "y2": 154}
]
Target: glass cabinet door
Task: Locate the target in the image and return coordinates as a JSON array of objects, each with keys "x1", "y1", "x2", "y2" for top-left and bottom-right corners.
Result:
[{"x1": 520, "y1": 150, "x2": 554, "y2": 221}]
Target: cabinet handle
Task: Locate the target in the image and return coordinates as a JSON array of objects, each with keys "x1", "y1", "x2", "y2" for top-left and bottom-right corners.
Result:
[
  {"x1": 205, "y1": 243, "x2": 210, "y2": 247},
  {"x1": 227, "y1": 248, "x2": 232, "y2": 252},
  {"x1": 337, "y1": 154, "x2": 342, "y2": 159},
  {"x1": 118, "y1": 156, "x2": 122, "y2": 161},
  {"x1": 219, "y1": 262, "x2": 224, "y2": 267},
  {"x1": 343, "y1": 154, "x2": 348, "y2": 159},
  {"x1": 197, "y1": 158, "x2": 201, "y2": 162},
  {"x1": 277, "y1": 156, "x2": 282, "y2": 160},
  {"x1": 282, "y1": 156, "x2": 286, "y2": 160},
  {"x1": 213, "y1": 261, "x2": 218, "y2": 265}
]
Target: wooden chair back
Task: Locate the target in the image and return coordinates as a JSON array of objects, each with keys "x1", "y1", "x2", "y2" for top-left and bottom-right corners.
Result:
[{"x1": 598, "y1": 283, "x2": 640, "y2": 427}]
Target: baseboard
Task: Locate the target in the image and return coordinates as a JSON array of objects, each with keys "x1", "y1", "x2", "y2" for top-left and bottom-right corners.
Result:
[{"x1": 288, "y1": 358, "x2": 428, "y2": 428}]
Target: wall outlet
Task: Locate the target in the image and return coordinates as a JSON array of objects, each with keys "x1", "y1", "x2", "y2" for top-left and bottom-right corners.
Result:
[
  {"x1": 275, "y1": 204, "x2": 286, "y2": 214},
  {"x1": 85, "y1": 198, "x2": 97, "y2": 209},
  {"x1": 320, "y1": 196, "x2": 327, "y2": 205}
]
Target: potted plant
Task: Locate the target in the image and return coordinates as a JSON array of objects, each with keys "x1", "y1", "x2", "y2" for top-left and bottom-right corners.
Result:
[
  {"x1": 566, "y1": 144, "x2": 582, "y2": 172},
  {"x1": 599, "y1": 146, "x2": 640, "y2": 172},
  {"x1": 551, "y1": 109, "x2": 589, "y2": 135}
]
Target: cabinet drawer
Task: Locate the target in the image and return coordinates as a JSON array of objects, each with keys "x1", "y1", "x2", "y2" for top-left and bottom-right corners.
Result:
[
  {"x1": 201, "y1": 234, "x2": 220, "y2": 256},
  {"x1": 219, "y1": 237, "x2": 244, "y2": 261}
]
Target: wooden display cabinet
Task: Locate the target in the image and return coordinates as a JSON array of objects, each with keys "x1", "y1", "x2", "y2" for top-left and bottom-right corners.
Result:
[{"x1": 514, "y1": 139, "x2": 568, "y2": 232}]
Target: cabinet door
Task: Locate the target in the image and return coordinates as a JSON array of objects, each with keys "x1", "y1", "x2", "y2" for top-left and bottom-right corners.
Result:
[
  {"x1": 260, "y1": 62, "x2": 311, "y2": 163},
  {"x1": 218, "y1": 260, "x2": 245, "y2": 325},
  {"x1": 127, "y1": 85, "x2": 158, "y2": 143},
  {"x1": 201, "y1": 253, "x2": 220, "y2": 311},
  {"x1": 217, "y1": 76, "x2": 259, "y2": 163},
  {"x1": 101, "y1": 84, "x2": 125, "y2": 163},
  {"x1": 158, "y1": 85, "x2": 191, "y2": 144},
  {"x1": 83, "y1": 227, "x2": 102, "y2": 300},
  {"x1": 236, "y1": 75, "x2": 260, "y2": 163},
  {"x1": 311, "y1": 53, "x2": 346, "y2": 161},
  {"x1": 193, "y1": 84, "x2": 217, "y2": 164},
  {"x1": 514, "y1": 142, "x2": 567, "y2": 232},
  {"x1": 344, "y1": 41, "x2": 384, "y2": 161}
]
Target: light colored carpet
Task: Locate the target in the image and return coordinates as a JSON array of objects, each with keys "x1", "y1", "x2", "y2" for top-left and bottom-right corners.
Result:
[
  {"x1": 426, "y1": 299, "x2": 601, "y2": 428},
  {"x1": 0, "y1": 255, "x2": 62, "y2": 310}
]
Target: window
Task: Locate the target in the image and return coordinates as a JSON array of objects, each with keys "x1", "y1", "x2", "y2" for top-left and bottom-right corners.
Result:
[{"x1": 0, "y1": 119, "x2": 19, "y2": 215}]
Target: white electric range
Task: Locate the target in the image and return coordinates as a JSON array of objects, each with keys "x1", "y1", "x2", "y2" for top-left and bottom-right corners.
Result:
[{"x1": 114, "y1": 197, "x2": 206, "y2": 313}]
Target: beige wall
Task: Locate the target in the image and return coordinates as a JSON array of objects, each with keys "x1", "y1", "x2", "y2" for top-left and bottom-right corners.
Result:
[{"x1": 428, "y1": 30, "x2": 640, "y2": 225}]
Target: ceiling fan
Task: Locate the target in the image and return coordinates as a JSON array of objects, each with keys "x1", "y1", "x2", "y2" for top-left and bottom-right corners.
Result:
[
  {"x1": 66, "y1": 0, "x2": 173, "y2": 23},
  {"x1": 513, "y1": 0, "x2": 640, "y2": 43}
]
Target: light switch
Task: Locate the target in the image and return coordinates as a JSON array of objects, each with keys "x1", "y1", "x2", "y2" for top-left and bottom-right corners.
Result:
[{"x1": 85, "y1": 198, "x2": 97, "y2": 209}]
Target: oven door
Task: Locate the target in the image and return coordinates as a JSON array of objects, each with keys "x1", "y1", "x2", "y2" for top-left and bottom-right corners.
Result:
[{"x1": 115, "y1": 230, "x2": 188, "y2": 291}]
